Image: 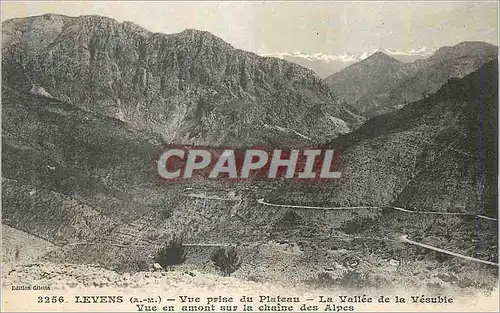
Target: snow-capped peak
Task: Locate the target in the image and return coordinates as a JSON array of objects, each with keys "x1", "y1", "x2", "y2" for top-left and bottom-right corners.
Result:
[
  {"x1": 257, "y1": 50, "x2": 372, "y2": 63},
  {"x1": 257, "y1": 47, "x2": 436, "y2": 63},
  {"x1": 383, "y1": 46, "x2": 436, "y2": 56}
]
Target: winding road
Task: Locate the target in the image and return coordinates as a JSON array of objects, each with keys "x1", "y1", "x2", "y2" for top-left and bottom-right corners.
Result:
[
  {"x1": 86, "y1": 194, "x2": 495, "y2": 267},
  {"x1": 256, "y1": 198, "x2": 498, "y2": 221},
  {"x1": 257, "y1": 198, "x2": 499, "y2": 266},
  {"x1": 399, "y1": 235, "x2": 498, "y2": 266}
]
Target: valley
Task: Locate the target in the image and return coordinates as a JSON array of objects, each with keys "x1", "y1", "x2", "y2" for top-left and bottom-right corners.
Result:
[{"x1": 1, "y1": 12, "x2": 498, "y2": 301}]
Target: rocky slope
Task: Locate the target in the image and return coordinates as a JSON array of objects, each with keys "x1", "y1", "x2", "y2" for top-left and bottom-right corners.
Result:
[
  {"x1": 1, "y1": 61, "x2": 498, "y2": 292},
  {"x1": 2, "y1": 14, "x2": 362, "y2": 146},
  {"x1": 326, "y1": 59, "x2": 498, "y2": 216},
  {"x1": 1, "y1": 84, "x2": 163, "y2": 251},
  {"x1": 2, "y1": 225, "x2": 499, "y2": 303},
  {"x1": 267, "y1": 60, "x2": 497, "y2": 216},
  {"x1": 325, "y1": 41, "x2": 498, "y2": 117},
  {"x1": 4, "y1": 79, "x2": 496, "y2": 279},
  {"x1": 2, "y1": 224, "x2": 57, "y2": 263}
]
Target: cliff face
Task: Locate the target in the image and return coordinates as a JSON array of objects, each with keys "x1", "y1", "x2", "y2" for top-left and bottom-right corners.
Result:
[{"x1": 2, "y1": 14, "x2": 362, "y2": 147}]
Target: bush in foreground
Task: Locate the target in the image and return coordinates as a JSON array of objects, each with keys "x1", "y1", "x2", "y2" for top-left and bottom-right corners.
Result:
[
  {"x1": 211, "y1": 246, "x2": 241, "y2": 277},
  {"x1": 155, "y1": 236, "x2": 187, "y2": 268}
]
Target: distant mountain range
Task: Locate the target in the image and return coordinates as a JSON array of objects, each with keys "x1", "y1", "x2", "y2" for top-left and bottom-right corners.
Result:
[
  {"x1": 324, "y1": 41, "x2": 498, "y2": 117},
  {"x1": 258, "y1": 47, "x2": 436, "y2": 78}
]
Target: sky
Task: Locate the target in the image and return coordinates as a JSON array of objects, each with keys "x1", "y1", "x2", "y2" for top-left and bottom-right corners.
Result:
[{"x1": 1, "y1": 1, "x2": 498, "y2": 54}]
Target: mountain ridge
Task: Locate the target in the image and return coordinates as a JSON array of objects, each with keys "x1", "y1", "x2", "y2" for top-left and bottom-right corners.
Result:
[
  {"x1": 2, "y1": 14, "x2": 362, "y2": 147},
  {"x1": 257, "y1": 47, "x2": 437, "y2": 78},
  {"x1": 322, "y1": 51, "x2": 404, "y2": 115},
  {"x1": 324, "y1": 40, "x2": 498, "y2": 117}
]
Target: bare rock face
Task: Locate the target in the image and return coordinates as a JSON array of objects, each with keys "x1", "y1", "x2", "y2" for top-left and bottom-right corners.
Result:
[{"x1": 2, "y1": 14, "x2": 362, "y2": 147}]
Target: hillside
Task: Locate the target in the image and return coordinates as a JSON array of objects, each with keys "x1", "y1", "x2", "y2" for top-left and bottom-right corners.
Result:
[
  {"x1": 1, "y1": 85, "x2": 164, "y2": 248},
  {"x1": 264, "y1": 60, "x2": 498, "y2": 265},
  {"x1": 321, "y1": 59, "x2": 498, "y2": 215},
  {"x1": 2, "y1": 84, "x2": 220, "y2": 270},
  {"x1": 2, "y1": 14, "x2": 362, "y2": 146},
  {"x1": 325, "y1": 41, "x2": 498, "y2": 117}
]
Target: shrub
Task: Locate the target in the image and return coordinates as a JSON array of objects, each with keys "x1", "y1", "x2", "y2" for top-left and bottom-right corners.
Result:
[
  {"x1": 340, "y1": 216, "x2": 377, "y2": 234},
  {"x1": 155, "y1": 235, "x2": 187, "y2": 268},
  {"x1": 161, "y1": 207, "x2": 173, "y2": 219},
  {"x1": 211, "y1": 246, "x2": 241, "y2": 277}
]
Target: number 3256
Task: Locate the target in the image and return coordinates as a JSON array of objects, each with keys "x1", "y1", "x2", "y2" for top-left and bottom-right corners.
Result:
[{"x1": 37, "y1": 296, "x2": 65, "y2": 303}]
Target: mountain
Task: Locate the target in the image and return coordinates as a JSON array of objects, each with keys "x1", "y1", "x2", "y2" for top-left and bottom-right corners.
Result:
[
  {"x1": 1, "y1": 13, "x2": 365, "y2": 270},
  {"x1": 258, "y1": 47, "x2": 435, "y2": 78},
  {"x1": 326, "y1": 59, "x2": 498, "y2": 217},
  {"x1": 325, "y1": 41, "x2": 498, "y2": 117},
  {"x1": 2, "y1": 13, "x2": 498, "y2": 285},
  {"x1": 1, "y1": 14, "x2": 363, "y2": 147},
  {"x1": 321, "y1": 52, "x2": 403, "y2": 115},
  {"x1": 336, "y1": 59, "x2": 499, "y2": 262},
  {"x1": 384, "y1": 42, "x2": 499, "y2": 113}
]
